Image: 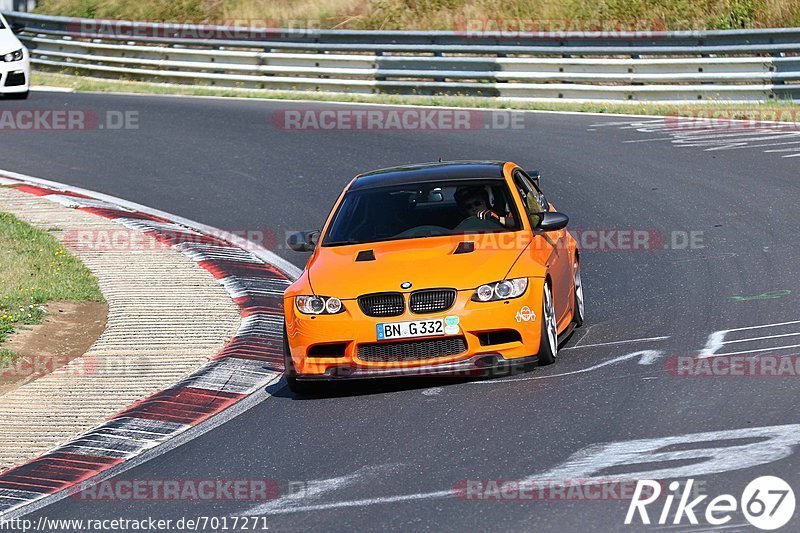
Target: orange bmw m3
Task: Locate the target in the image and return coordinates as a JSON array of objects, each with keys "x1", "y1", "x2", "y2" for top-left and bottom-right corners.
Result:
[{"x1": 283, "y1": 161, "x2": 584, "y2": 392}]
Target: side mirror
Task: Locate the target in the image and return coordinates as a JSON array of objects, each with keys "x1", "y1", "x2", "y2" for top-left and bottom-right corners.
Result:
[
  {"x1": 528, "y1": 169, "x2": 541, "y2": 187},
  {"x1": 532, "y1": 212, "x2": 568, "y2": 232},
  {"x1": 11, "y1": 23, "x2": 25, "y2": 34},
  {"x1": 287, "y1": 230, "x2": 319, "y2": 252}
]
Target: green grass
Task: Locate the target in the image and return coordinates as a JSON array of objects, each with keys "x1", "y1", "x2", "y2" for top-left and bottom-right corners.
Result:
[
  {"x1": 0, "y1": 211, "x2": 104, "y2": 361},
  {"x1": 0, "y1": 349, "x2": 14, "y2": 368},
  {"x1": 32, "y1": 70, "x2": 800, "y2": 121},
  {"x1": 34, "y1": 0, "x2": 800, "y2": 30}
]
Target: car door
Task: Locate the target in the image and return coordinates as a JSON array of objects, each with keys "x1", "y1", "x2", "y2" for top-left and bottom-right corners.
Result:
[{"x1": 513, "y1": 170, "x2": 572, "y2": 324}]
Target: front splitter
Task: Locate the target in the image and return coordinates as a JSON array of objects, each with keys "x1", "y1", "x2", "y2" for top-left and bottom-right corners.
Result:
[{"x1": 295, "y1": 353, "x2": 539, "y2": 381}]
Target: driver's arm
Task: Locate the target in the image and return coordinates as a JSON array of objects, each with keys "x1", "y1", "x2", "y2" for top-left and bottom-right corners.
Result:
[{"x1": 476, "y1": 209, "x2": 515, "y2": 228}]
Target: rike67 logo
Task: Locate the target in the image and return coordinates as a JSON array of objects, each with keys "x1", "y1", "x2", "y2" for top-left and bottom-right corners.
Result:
[{"x1": 626, "y1": 476, "x2": 795, "y2": 530}]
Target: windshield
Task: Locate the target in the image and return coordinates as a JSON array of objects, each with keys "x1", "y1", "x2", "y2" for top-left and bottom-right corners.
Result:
[{"x1": 323, "y1": 179, "x2": 522, "y2": 247}]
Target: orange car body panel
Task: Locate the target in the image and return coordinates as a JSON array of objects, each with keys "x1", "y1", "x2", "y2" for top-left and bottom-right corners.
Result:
[{"x1": 284, "y1": 161, "x2": 579, "y2": 377}]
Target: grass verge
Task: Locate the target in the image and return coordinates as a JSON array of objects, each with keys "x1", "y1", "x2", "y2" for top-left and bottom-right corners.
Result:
[
  {"x1": 0, "y1": 349, "x2": 14, "y2": 367},
  {"x1": 33, "y1": 71, "x2": 800, "y2": 120},
  {"x1": 0, "y1": 210, "x2": 104, "y2": 365}
]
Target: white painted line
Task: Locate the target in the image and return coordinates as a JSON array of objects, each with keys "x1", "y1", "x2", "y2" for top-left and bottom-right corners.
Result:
[
  {"x1": 691, "y1": 133, "x2": 800, "y2": 146},
  {"x1": 765, "y1": 145, "x2": 800, "y2": 153},
  {"x1": 676, "y1": 131, "x2": 799, "y2": 142},
  {"x1": 242, "y1": 423, "x2": 800, "y2": 516},
  {"x1": 698, "y1": 321, "x2": 800, "y2": 358},
  {"x1": 0, "y1": 168, "x2": 302, "y2": 280},
  {"x1": 31, "y1": 85, "x2": 75, "y2": 93},
  {"x1": 721, "y1": 319, "x2": 800, "y2": 334},
  {"x1": 594, "y1": 116, "x2": 800, "y2": 131},
  {"x1": 711, "y1": 139, "x2": 800, "y2": 151},
  {"x1": 565, "y1": 336, "x2": 670, "y2": 350},
  {"x1": 721, "y1": 331, "x2": 800, "y2": 345},
  {"x1": 622, "y1": 137, "x2": 676, "y2": 143},
  {"x1": 704, "y1": 343, "x2": 800, "y2": 357},
  {"x1": 521, "y1": 423, "x2": 800, "y2": 483},
  {"x1": 590, "y1": 119, "x2": 662, "y2": 128},
  {"x1": 243, "y1": 465, "x2": 398, "y2": 516},
  {"x1": 594, "y1": 117, "x2": 800, "y2": 159},
  {"x1": 250, "y1": 489, "x2": 456, "y2": 515},
  {"x1": 471, "y1": 350, "x2": 663, "y2": 385}
]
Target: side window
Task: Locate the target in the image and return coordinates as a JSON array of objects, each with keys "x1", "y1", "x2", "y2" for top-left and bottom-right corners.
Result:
[
  {"x1": 514, "y1": 170, "x2": 546, "y2": 216},
  {"x1": 519, "y1": 170, "x2": 549, "y2": 211}
]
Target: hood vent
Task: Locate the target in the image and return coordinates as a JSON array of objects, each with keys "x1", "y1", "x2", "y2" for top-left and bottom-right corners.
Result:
[{"x1": 356, "y1": 249, "x2": 376, "y2": 262}]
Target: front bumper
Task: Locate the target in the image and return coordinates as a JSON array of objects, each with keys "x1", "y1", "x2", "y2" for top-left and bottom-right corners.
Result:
[{"x1": 285, "y1": 279, "x2": 545, "y2": 378}]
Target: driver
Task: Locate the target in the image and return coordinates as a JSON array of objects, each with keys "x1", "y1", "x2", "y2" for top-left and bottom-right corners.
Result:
[{"x1": 454, "y1": 186, "x2": 514, "y2": 228}]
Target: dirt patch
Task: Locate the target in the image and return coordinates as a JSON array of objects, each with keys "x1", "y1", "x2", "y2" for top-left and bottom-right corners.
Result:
[{"x1": 0, "y1": 301, "x2": 108, "y2": 395}]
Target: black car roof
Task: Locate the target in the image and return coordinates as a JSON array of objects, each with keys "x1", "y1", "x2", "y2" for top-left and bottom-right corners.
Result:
[{"x1": 349, "y1": 161, "x2": 507, "y2": 192}]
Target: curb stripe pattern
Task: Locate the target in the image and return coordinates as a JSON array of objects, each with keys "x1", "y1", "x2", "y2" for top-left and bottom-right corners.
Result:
[{"x1": 0, "y1": 177, "x2": 292, "y2": 516}]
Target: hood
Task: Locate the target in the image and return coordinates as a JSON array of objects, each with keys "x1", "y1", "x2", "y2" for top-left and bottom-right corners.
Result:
[
  {"x1": 308, "y1": 234, "x2": 533, "y2": 299},
  {"x1": 0, "y1": 28, "x2": 22, "y2": 55}
]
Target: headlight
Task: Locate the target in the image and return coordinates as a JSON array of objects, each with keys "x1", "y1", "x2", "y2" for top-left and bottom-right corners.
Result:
[
  {"x1": 296, "y1": 295, "x2": 345, "y2": 315},
  {"x1": 471, "y1": 278, "x2": 528, "y2": 302},
  {"x1": 2, "y1": 49, "x2": 23, "y2": 62}
]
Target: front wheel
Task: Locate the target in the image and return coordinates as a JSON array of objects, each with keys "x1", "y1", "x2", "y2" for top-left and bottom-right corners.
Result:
[
  {"x1": 6, "y1": 90, "x2": 29, "y2": 100},
  {"x1": 572, "y1": 258, "x2": 585, "y2": 327},
  {"x1": 537, "y1": 282, "x2": 558, "y2": 366}
]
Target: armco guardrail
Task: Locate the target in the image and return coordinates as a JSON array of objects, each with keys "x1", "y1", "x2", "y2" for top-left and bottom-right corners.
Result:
[{"x1": 5, "y1": 11, "x2": 800, "y2": 102}]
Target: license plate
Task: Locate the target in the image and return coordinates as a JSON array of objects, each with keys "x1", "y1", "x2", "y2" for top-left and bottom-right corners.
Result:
[{"x1": 376, "y1": 319, "x2": 445, "y2": 341}]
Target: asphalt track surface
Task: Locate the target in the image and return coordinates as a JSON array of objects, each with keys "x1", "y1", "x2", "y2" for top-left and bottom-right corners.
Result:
[{"x1": 2, "y1": 92, "x2": 800, "y2": 532}]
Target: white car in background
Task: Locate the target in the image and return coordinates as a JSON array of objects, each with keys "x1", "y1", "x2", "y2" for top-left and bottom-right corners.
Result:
[{"x1": 0, "y1": 12, "x2": 29, "y2": 99}]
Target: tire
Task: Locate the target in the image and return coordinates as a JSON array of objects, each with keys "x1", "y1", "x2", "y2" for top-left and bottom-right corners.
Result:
[
  {"x1": 283, "y1": 324, "x2": 314, "y2": 395},
  {"x1": 6, "y1": 90, "x2": 29, "y2": 100},
  {"x1": 572, "y1": 257, "x2": 585, "y2": 327},
  {"x1": 537, "y1": 281, "x2": 558, "y2": 366}
]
